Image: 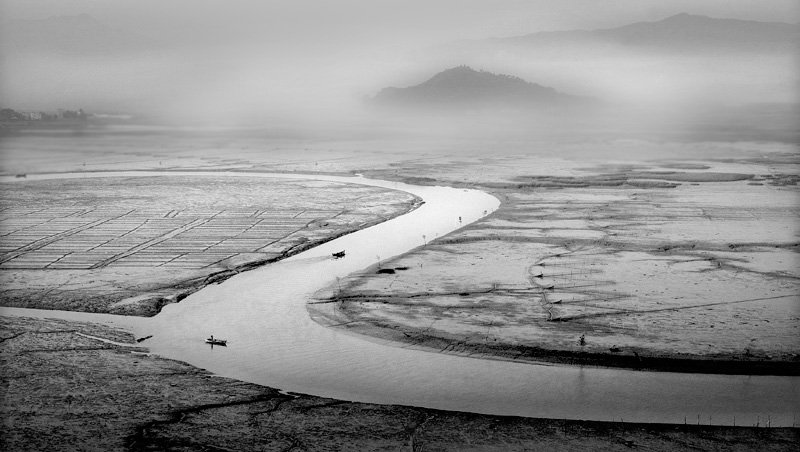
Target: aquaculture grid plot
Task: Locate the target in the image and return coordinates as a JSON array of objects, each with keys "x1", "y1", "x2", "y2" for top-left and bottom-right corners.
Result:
[{"x1": 0, "y1": 207, "x2": 341, "y2": 270}]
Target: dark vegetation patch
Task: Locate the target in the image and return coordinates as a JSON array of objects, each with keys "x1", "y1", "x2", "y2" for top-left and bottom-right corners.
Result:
[
  {"x1": 401, "y1": 176, "x2": 438, "y2": 185},
  {"x1": 625, "y1": 180, "x2": 679, "y2": 188},
  {"x1": 504, "y1": 171, "x2": 753, "y2": 190},
  {"x1": 713, "y1": 153, "x2": 800, "y2": 166},
  {"x1": 504, "y1": 174, "x2": 680, "y2": 189},
  {"x1": 626, "y1": 171, "x2": 754, "y2": 182},
  {"x1": 658, "y1": 163, "x2": 712, "y2": 170},
  {"x1": 579, "y1": 164, "x2": 652, "y2": 172},
  {"x1": 762, "y1": 174, "x2": 800, "y2": 186}
]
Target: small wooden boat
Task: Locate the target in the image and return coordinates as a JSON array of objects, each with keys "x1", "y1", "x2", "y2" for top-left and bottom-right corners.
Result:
[
  {"x1": 205, "y1": 335, "x2": 227, "y2": 346},
  {"x1": 332, "y1": 250, "x2": 346, "y2": 259}
]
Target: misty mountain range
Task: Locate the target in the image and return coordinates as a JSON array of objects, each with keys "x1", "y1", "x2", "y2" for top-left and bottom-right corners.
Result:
[
  {"x1": 372, "y1": 66, "x2": 590, "y2": 109},
  {"x1": 450, "y1": 13, "x2": 800, "y2": 57},
  {"x1": 0, "y1": 12, "x2": 797, "y2": 116},
  {"x1": 5, "y1": 12, "x2": 796, "y2": 58}
]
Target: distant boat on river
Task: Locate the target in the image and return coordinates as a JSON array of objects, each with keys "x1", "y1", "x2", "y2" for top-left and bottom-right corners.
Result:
[{"x1": 206, "y1": 335, "x2": 227, "y2": 346}]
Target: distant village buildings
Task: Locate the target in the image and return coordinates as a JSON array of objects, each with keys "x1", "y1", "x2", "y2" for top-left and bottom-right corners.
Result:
[{"x1": 0, "y1": 107, "x2": 87, "y2": 122}]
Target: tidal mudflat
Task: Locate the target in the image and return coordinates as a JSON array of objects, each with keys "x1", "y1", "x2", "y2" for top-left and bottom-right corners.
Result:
[
  {"x1": 1, "y1": 130, "x2": 798, "y2": 450},
  {"x1": 0, "y1": 174, "x2": 420, "y2": 316},
  {"x1": 313, "y1": 147, "x2": 800, "y2": 375}
]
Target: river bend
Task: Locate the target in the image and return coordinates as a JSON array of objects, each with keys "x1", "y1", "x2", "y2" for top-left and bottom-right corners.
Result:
[{"x1": 2, "y1": 171, "x2": 797, "y2": 426}]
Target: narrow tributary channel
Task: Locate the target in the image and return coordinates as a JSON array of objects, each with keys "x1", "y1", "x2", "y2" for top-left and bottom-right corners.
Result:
[{"x1": 3, "y1": 171, "x2": 797, "y2": 426}]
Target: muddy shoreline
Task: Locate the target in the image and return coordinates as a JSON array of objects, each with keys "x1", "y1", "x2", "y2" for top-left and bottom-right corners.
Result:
[
  {"x1": 313, "y1": 160, "x2": 799, "y2": 377},
  {"x1": 3, "y1": 315, "x2": 797, "y2": 452},
  {"x1": 318, "y1": 318, "x2": 800, "y2": 376}
]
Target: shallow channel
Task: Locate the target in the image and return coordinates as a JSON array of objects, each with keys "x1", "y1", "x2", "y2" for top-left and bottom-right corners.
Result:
[{"x1": 3, "y1": 171, "x2": 798, "y2": 426}]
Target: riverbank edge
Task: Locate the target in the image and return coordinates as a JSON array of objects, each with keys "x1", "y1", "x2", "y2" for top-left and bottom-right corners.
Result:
[
  {"x1": 310, "y1": 312, "x2": 800, "y2": 376},
  {"x1": 306, "y1": 174, "x2": 799, "y2": 377},
  {"x1": 131, "y1": 193, "x2": 424, "y2": 317},
  {"x1": 2, "y1": 315, "x2": 797, "y2": 451}
]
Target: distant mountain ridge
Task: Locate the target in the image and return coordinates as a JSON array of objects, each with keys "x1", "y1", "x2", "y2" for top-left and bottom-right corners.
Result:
[
  {"x1": 0, "y1": 14, "x2": 160, "y2": 57},
  {"x1": 372, "y1": 66, "x2": 587, "y2": 108},
  {"x1": 465, "y1": 13, "x2": 799, "y2": 56}
]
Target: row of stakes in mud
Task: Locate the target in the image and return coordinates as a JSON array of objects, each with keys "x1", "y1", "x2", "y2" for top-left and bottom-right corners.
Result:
[
  {"x1": 532, "y1": 252, "x2": 631, "y2": 346},
  {"x1": 534, "y1": 254, "x2": 625, "y2": 306}
]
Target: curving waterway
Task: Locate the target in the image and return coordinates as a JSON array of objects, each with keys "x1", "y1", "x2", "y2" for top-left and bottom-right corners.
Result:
[{"x1": 3, "y1": 171, "x2": 798, "y2": 426}]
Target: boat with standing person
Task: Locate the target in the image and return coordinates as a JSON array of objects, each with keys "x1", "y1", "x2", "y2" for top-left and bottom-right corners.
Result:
[{"x1": 205, "y1": 335, "x2": 227, "y2": 346}]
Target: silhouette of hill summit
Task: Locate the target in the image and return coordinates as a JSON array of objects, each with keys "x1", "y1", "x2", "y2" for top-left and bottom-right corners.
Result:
[{"x1": 372, "y1": 66, "x2": 585, "y2": 108}]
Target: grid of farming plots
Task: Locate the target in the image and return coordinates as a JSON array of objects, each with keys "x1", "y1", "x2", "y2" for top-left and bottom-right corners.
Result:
[{"x1": 0, "y1": 207, "x2": 343, "y2": 270}]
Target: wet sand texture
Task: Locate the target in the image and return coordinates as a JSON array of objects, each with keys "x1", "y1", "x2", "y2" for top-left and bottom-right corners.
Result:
[{"x1": 316, "y1": 158, "x2": 799, "y2": 374}]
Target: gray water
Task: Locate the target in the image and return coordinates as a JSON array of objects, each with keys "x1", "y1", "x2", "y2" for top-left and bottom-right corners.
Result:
[{"x1": 3, "y1": 171, "x2": 798, "y2": 426}]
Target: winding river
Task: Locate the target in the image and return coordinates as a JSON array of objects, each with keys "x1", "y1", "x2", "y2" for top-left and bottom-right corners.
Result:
[{"x1": 3, "y1": 171, "x2": 798, "y2": 426}]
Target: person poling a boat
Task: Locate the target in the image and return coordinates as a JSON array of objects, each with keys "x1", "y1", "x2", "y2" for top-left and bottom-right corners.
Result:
[{"x1": 206, "y1": 335, "x2": 227, "y2": 346}]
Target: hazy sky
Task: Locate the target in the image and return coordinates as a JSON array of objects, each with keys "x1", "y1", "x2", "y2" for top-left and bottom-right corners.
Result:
[
  {"x1": 3, "y1": 0, "x2": 798, "y2": 46},
  {"x1": 2, "y1": 0, "x2": 798, "y2": 122}
]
